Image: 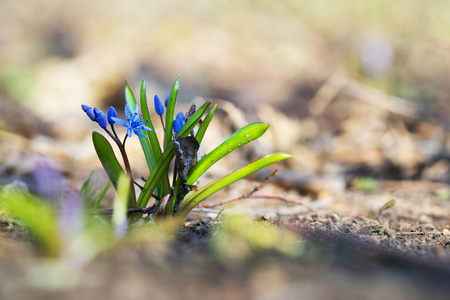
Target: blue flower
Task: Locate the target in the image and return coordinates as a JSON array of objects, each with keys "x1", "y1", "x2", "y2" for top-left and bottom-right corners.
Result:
[
  {"x1": 107, "y1": 106, "x2": 117, "y2": 125},
  {"x1": 164, "y1": 94, "x2": 170, "y2": 107},
  {"x1": 81, "y1": 105, "x2": 96, "y2": 121},
  {"x1": 154, "y1": 95, "x2": 164, "y2": 115},
  {"x1": 176, "y1": 111, "x2": 186, "y2": 127},
  {"x1": 89, "y1": 107, "x2": 108, "y2": 129},
  {"x1": 93, "y1": 107, "x2": 102, "y2": 118},
  {"x1": 173, "y1": 119, "x2": 182, "y2": 134},
  {"x1": 96, "y1": 112, "x2": 107, "y2": 129},
  {"x1": 111, "y1": 104, "x2": 153, "y2": 138}
]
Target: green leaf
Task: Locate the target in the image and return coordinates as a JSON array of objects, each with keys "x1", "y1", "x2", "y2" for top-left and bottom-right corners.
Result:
[
  {"x1": 113, "y1": 174, "x2": 130, "y2": 237},
  {"x1": 125, "y1": 81, "x2": 155, "y2": 171},
  {"x1": 195, "y1": 104, "x2": 216, "y2": 144},
  {"x1": 177, "y1": 153, "x2": 292, "y2": 219},
  {"x1": 187, "y1": 122, "x2": 270, "y2": 185},
  {"x1": 124, "y1": 80, "x2": 137, "y2": 109},
  {"x1": 140, "y1": 79, "x2": 170, "y2": 197},
  {"x1": 137, "y1": 101, "x2": 212, "y2": 208},
  {"x1": 92, "y1": 131, "x2": 135, "y2": 208},
  {"x1": 377, "y1": 199, "x2": 396, "y2": 216},
  {"x1": 164, "y1": 76, "x2": 180, "y2": 150}
]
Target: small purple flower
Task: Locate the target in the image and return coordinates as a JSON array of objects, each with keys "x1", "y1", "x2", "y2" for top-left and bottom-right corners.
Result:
[
  {"x1": 111, "y1": 104, "x2": 153, "y2": 138},
  {"x1": 107, "y1": 106, "x2": 118, "y2": 125},
  {"x1": 81, "y1": 105, "x2": 96, "y2": 121},
  {"x1": 154, "y1": 95, "x2": 164, "y2": 115}
]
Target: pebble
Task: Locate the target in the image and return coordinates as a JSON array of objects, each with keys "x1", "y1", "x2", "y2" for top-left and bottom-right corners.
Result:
[{"x1": 443, "y1": 229, "x2": 450, "y2": 236}]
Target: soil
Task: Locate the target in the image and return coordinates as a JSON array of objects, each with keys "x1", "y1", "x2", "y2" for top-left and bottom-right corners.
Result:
[{"x1": 1, "y1": 185, "x2": 450, "y2": 300}]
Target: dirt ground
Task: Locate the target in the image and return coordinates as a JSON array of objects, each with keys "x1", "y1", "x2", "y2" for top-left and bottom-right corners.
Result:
[{"x1": 1, "y1": 188, "x2": 450, "y2": 300}]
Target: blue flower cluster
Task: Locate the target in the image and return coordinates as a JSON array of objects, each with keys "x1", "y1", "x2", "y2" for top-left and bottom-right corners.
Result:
[
  {"x1": 82, "y1": 104, "x2": 153, "y2": 138},
  {"x1": 173, "y1": 111, "x2": 186, "y2": 134},
  {"x1": 154, "y1": 93, "x2": 186, "y2": 134},
  {"x1": 82, "y1": 90, "x2": 186, "y2": 139}
]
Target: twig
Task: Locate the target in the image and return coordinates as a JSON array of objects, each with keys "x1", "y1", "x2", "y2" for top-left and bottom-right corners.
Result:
[
  {"x1": 198, "y1": 169, "x2": 316, "y2": 212},
  {"x1": 245, "y1": 169, "x2": 278, "y2": 197},
  {"x1": 91, "y1": 204, "x2": 155, "y2": 216},
  {"x1": 397, "y1": 231, "x2": 425, "y2": 236},
  {"x1": 199, "y1": 169, "x2": 277, "y2": 208},
  {"x1": 199, "y1": 193, "x2": 316, "y2": 212}
]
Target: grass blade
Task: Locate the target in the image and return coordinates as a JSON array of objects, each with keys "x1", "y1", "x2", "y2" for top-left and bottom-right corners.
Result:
[
  {"x1": 178, "y1": 153, "x2": 291, "y2": 219},
  {"x1": 195, "y1": 104, "x2": 216, "y2": 143},
  {"x1": 140, "y1": 79, "x2": 171, "y2": 197},
  {"x1": 94, "y1": 181, "x2": 111, "y2": 209},
  {"x1": 164, "y1": 76, "x2": 180, "y2": 150},
  {"x1": 187, "y1": 122, "x2": 270, "y2": 185}
]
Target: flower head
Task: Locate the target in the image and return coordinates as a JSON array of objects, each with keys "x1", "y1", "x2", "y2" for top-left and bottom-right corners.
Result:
[
  {"x1": 154, "y1": 95, "x2": 164, "y2": 115},
  {"x1": 107, "y1": 106, "x2": 118, "y2": 125},
  {"x1": 176, "y1": 111, "x2": 186, "y2": 127},
  {"x1": 111, "y1": 104, "x2": 153, "y2": 138}
]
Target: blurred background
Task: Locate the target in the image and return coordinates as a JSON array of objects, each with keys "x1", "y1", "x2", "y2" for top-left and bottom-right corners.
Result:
[{"x1": 1, "y1": 0, "x2": 450, "y2": 194}]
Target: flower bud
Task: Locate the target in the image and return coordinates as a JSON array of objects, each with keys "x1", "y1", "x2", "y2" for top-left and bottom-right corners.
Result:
[
  {"x1": 107, "y1": 106, "x2": 118, "y2": 125},
  {"x1": 154, "y1": 95, "x2": 165, "y2": 115}
]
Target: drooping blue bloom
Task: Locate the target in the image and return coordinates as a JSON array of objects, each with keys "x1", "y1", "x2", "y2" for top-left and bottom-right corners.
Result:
[
  {"x1": 96, "y1": 112, "x2": 107, "y2": 129},
  {"x1": 107, "y1": 106, "x2": 117, "y2": 125},
  {"x1": 111, "y1": 104, "x2": 153, "y2": 138},
  {"x1": 93, "y1": 107, "x2": 102, "y2": 118},
  {"x1": 173, "y1": 119, "x2": 182, "y2": 134},
  {"x1": 164, "y1": 94, "x2": 170, "y2": 107},
  {"x1": 154, "y1": 95, "x2": 164, "y2": 115},
  {"x1": 81, "y1": 104, "x2": 96, "y2": 121}
]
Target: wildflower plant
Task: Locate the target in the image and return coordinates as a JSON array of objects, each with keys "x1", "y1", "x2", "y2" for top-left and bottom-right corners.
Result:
[{"x1": 82, "y1": 76, "x2": 291, "y2": 223}]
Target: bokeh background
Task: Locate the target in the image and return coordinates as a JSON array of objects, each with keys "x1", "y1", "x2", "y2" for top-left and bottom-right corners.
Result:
[
  {"x1": 1, "y1": 0, "x2": 450, "y2": 191},
  {"x1": 3, "y1": 2, "x2": 450, "y2": 299}
]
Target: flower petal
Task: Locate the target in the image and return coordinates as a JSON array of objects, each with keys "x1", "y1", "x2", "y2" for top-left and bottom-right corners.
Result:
[
  {"x1": 176, "y1": 111, "x2": 185, "y2": 123},
  {"x1": 111, "y1": 117, "x2": 129, "y2": 127},
  {"x1": 125, "y1": 104, "x2": 132, "y2": 121},
  {"x1": 173, "y1": 119, "x2": 181, "y2": 134},
  {"x1": 134, "y1": 130, "x2": 146, "y2": 138},
  {"x1": 96, "y1": 113, "x2": 107, "y2": 129},
  {"x1": 84, "y1": 108, "x2": 96, "y2": 121},
  {"x1": 81, "y1": 104, "x2": 92, "y2": 112},
  {"x1": 94, "y1": 107, "x2": 102, "y2": 118},
  {"x1": 133, "y1": 104, "x2": 140, "y2": 116}
]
